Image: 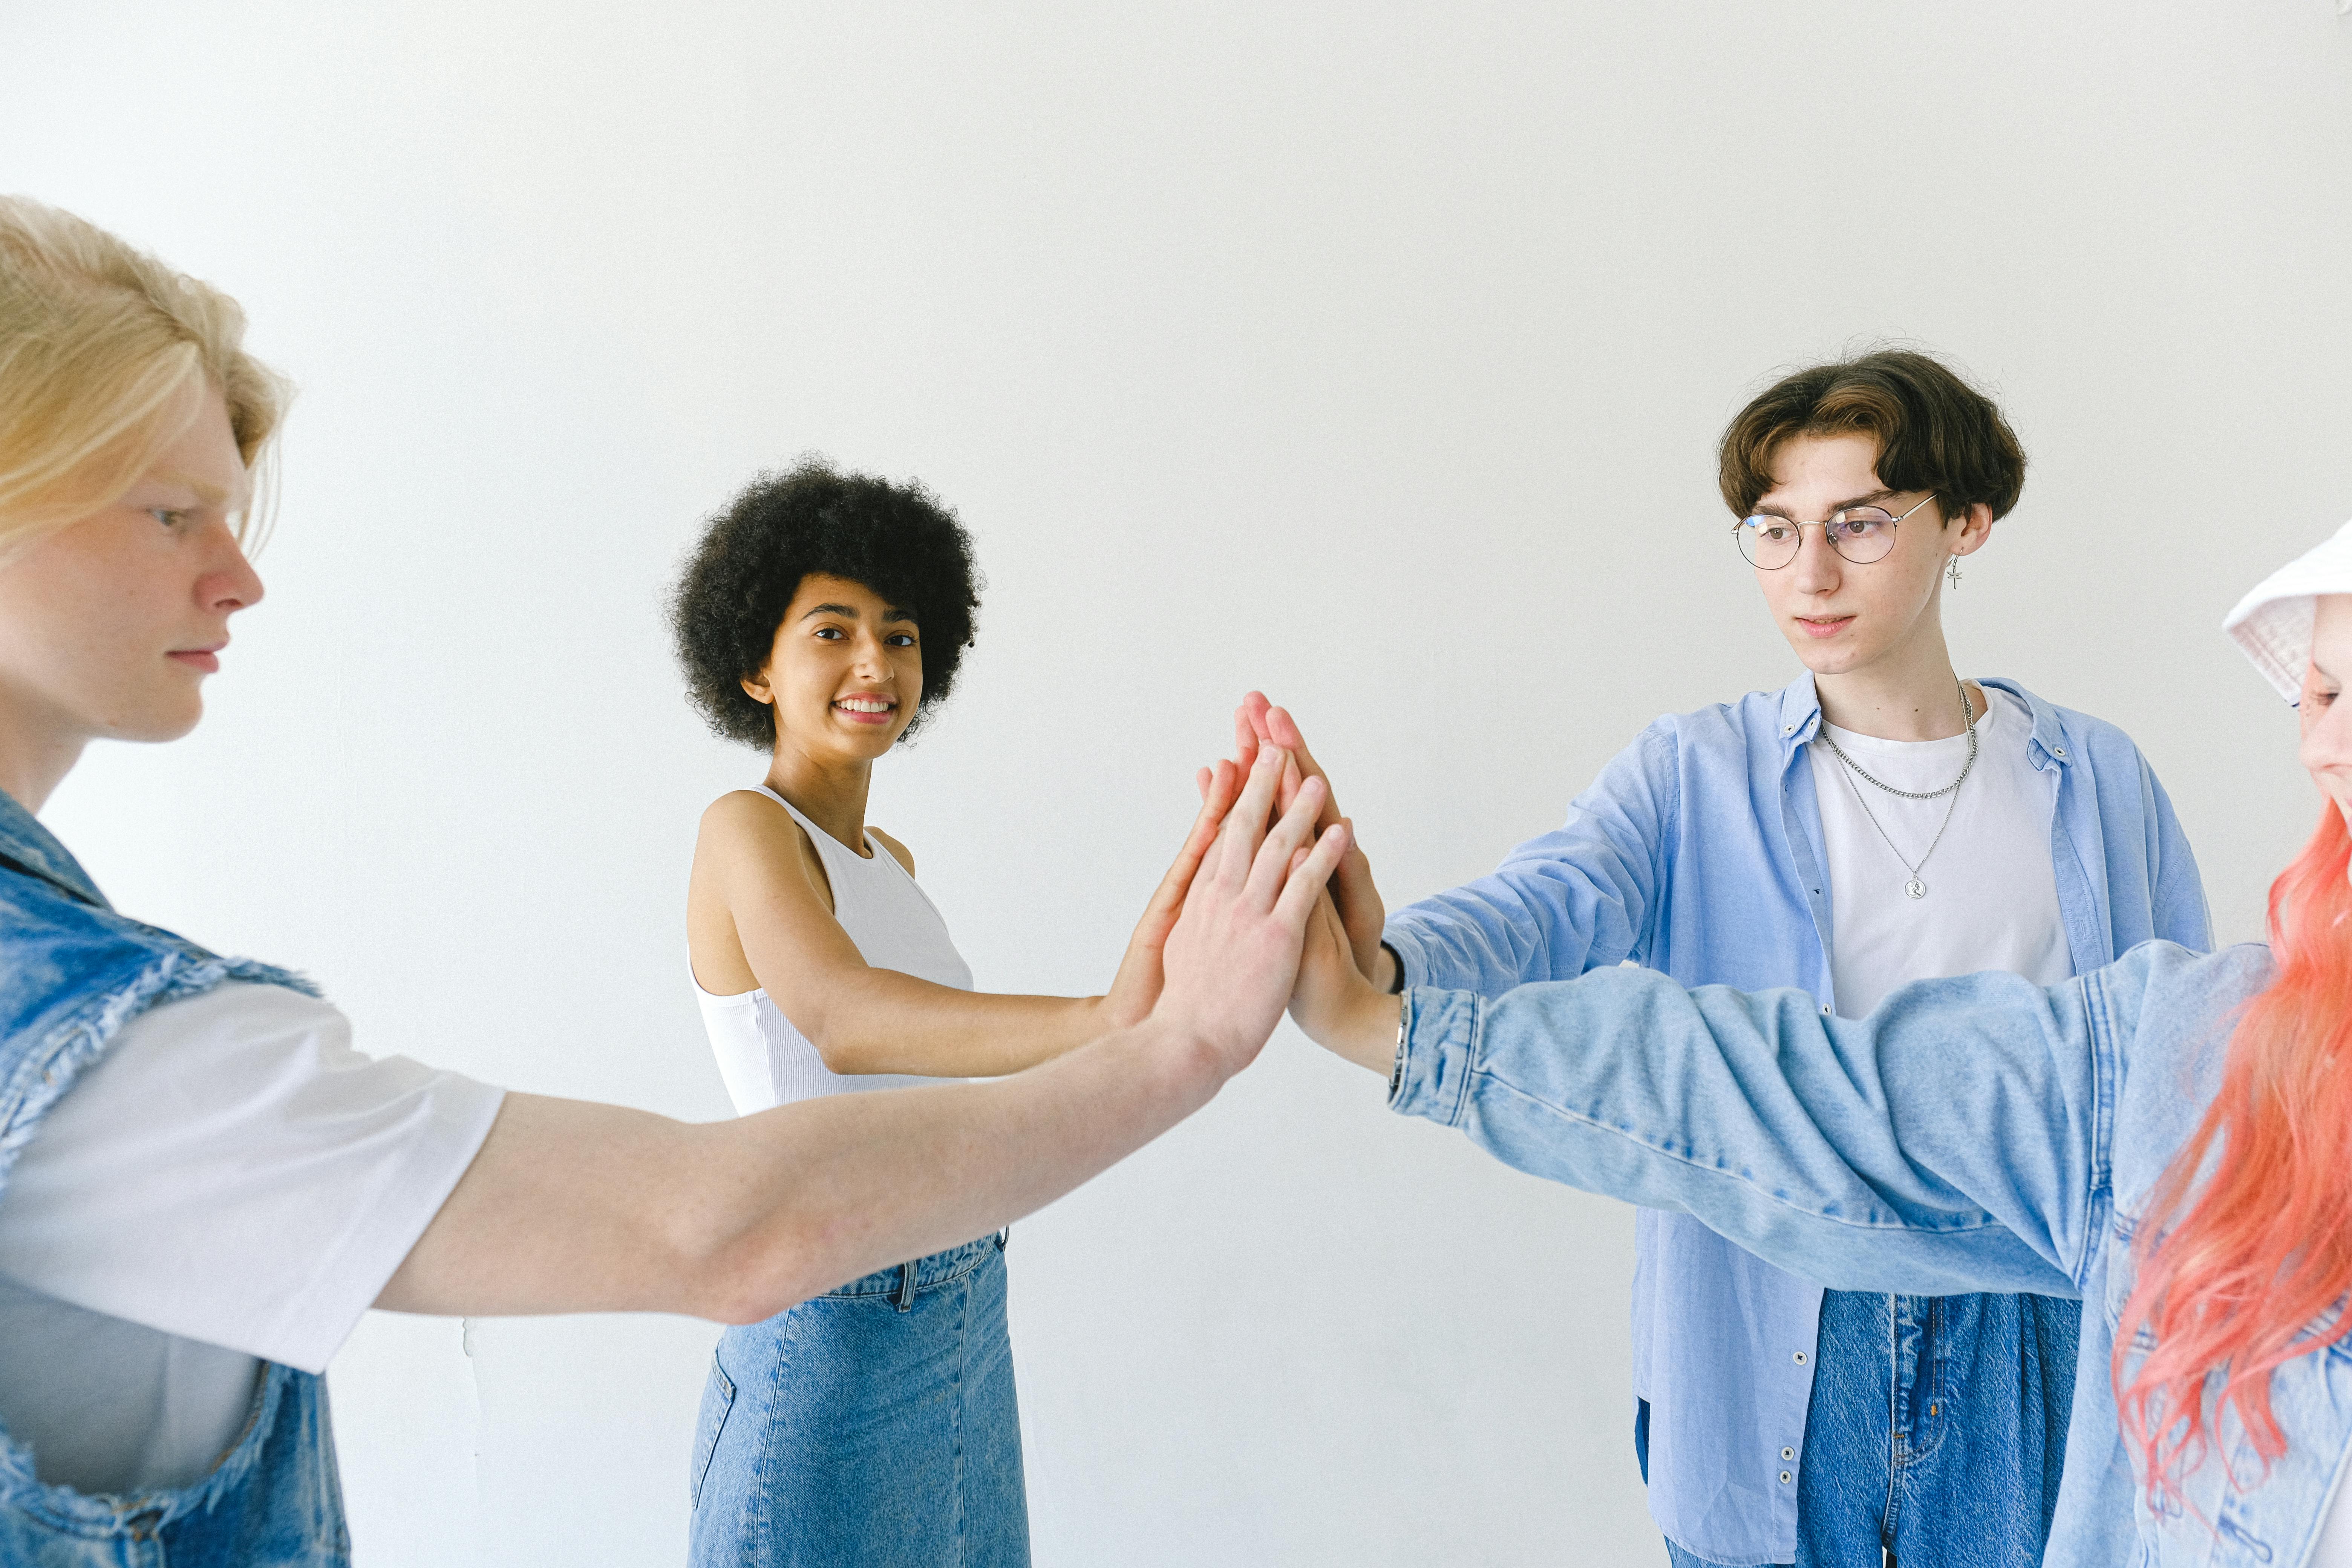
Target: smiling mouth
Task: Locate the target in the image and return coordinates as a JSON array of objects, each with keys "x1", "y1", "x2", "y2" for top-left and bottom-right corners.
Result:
[{"x1": 833, "y1": 696, "x2": 897, "y2": 722}]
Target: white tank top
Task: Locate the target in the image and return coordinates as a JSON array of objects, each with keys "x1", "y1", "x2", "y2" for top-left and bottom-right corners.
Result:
[{"x1": 693, "y1": 785, "x2": 974, "y2": 1112}]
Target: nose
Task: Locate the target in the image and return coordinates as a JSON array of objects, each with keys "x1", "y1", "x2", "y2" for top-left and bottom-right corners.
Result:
[
  {"x1": 201, "y1": 524, "x2": 265, "y2": 614},
  {"x1": 2301, "y1": 697, "x2": 2352, "y2": 780},
  {"x1": 1790, "y1": 525, "x2": 1843, "y2": 594}
]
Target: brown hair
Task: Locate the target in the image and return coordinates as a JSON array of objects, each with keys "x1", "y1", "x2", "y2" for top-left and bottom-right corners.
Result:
[
  {"x1": 0, "y1": 195, "x2": 289, "y2": 561},
  {"x1": 1717, "y1": 349, "x2": 2025, "y2": 524}
]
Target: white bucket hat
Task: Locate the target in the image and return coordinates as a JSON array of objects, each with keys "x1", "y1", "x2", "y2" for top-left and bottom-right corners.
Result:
[{"x1": 2223, "y1": 518, "x2": 2352, "y2": 704}]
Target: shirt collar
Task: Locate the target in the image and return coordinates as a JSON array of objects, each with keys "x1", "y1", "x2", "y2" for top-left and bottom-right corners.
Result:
[
  {"x1": 0, "y1": 788, "x2": 109, "y2": 908},
  {"x1": 1774, "y1": 672, "x2": 2073, "y2": 770},
  {"x1": 1774, "y1": 673, "x2": 1825, "y2": 758}
]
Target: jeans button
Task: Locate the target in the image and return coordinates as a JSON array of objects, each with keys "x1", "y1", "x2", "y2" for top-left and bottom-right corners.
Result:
[
  {"x1": 1782, "y1": 1447, "x2": 1796, "y2": 1461},
  {"x1": 1779, "y1": 1470, "x2": 1793, "y2": 1484}
]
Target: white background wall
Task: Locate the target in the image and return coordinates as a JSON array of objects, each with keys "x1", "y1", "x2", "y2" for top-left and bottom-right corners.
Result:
[{"x1": 5, "y1": 3, "x2": 2352, "y2": 1562}]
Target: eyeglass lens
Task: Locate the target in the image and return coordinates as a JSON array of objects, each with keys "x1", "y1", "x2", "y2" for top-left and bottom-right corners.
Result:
[{"x1": 1735, "y1": 508, "x2": 1900, "y2": 568}]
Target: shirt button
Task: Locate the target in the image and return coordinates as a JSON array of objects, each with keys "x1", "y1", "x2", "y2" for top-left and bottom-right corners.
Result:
[
  {"x1": 2054, "y1": 746, "x2": 2068, "y2": 759},
  {"x1": 1782, "y1": 1447, "x2": 1796, "y2": 1461},
  {"x1": 1821, "y1": 1005, "x2": 1831, "y2": 1015},
  {"x1": 1792, "y1": 1351, "x2": 1808, "y2": 1365},
  {"x1": 1779, "y1": 1470, "x2": 1793, "y2": 1484}
]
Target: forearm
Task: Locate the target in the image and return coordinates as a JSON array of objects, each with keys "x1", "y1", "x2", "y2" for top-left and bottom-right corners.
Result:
[
  {"x1": 691, "y1": 1020, "x2": 1222, "y2": 1317},
  {"x1": 797, "y1": 973, "x2": 1109, "y2": 1076},
  {"x1": 381, "y1": 1019, "x2": 1225, "y2": 1323},
  {"x1": 1382, "y1": 837, "x2": 1645, "y2": 994},
  {"x1": 1389, "y1": 973, "x2": 2091, "y2": 1297}
]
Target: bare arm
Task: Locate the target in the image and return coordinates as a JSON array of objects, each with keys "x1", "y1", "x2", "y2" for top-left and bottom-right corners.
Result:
[
  {"x1": 690, "y1": 770, "x2": 1235, "y2": 1077},
  {"x1": 379, "y1": 746, "x2": 1347, "y2": 1324}
]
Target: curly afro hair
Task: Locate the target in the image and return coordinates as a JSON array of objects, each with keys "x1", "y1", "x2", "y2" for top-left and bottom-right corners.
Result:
[{"x1": 669, "y1": 459, "x2": 982, "y2": 749}]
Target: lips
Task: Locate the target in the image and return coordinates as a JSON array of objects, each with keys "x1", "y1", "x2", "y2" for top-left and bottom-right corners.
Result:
[
  {"x1": 1795, "y1": 617, "x2": 1854, "y2": 640},
  {"x1": 167, "y1": 647, "x2": 222, "y2": 673},
  {"x1": 832, "y1": 694, "x2": 897, "y2": 724}
]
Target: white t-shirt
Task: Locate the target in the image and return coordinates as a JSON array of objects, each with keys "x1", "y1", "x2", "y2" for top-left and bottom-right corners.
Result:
[
  {"x1": 1805, "y1": 685, "x2": 2072, "y2": 1018},
  {"x1": 0, "y1": 983, "x2": 503, "y2": 1495}
]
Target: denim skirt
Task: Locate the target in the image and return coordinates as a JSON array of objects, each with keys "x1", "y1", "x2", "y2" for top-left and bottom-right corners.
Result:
[{"x1": 688, "y1": 1232, "x2": 1026, "y2": 1568}]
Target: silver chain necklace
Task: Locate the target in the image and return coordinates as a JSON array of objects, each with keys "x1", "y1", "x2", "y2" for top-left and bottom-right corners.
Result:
[{"x1": 1821, "y1": 681, "x2": 1978, "y2": 900}]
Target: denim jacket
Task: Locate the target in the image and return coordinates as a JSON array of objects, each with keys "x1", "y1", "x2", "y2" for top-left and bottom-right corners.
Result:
[
  {"x1": 1390, "y1": 940, "x2": 2349, "y2": 1568},
  {"x1": 0, "y1": 789, "x2": 349, "y2": 1566},
  {"x1": 1382, "y1": 673, "x2": 2212, "y2": 1563}
]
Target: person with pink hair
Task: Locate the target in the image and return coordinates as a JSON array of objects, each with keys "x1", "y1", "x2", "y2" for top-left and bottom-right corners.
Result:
[{"x1": 1287, "y1": 519, "x2": 2352, "y2": 1568}]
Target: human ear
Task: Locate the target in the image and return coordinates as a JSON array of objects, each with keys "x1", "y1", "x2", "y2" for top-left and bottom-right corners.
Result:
[
  {"x1": 740, "y1": 669, "x2": 775, "y2": 706},
  {"x1": 1947, "y1": 502, "x2": 1995, "y2": 557}
]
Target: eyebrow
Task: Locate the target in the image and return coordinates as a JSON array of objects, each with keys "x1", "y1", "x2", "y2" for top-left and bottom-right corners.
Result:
[
  {"x1": 798, "y1": 602, "x2": 918, "y2": 623},
  {"x1": 1752, "y1": 487, "x2": 1898, "y2": 518},
  {"x1": 153, "y1": 471, "x2": 248, "y2": 511}
]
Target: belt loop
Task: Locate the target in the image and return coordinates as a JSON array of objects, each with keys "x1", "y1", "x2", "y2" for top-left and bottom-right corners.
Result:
[
  {"x1": 894, "y1": 1259, "x2": 918, "y2": 1313},
  {"x1": 994, "y1": 1228, "x2": 1008, "y2": 1253}
]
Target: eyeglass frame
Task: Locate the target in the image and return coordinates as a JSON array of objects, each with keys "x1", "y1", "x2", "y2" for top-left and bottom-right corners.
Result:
[{"x1": 1731, "y1": 492, "x2": 1939, "y2": 569}]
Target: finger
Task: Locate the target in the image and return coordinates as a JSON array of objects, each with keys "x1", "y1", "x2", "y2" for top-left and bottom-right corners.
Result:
[
  {"x1": 1274, "y1": 820, "x2": 1354, "y2": 929},
  {"x1": 1265, "y1": 706, "x2": 1344, "y2": 833},
  {"x1": 1195, "y1": 765, "x2": 1211, "y2": 802},
  {"x1": 1213, "y1": 743, "x2": 1290, "y2": 888},
  {"x1": 1243, "y1": 773, "x2": 1328, "y2": 909},
  {"x1": 1175, "y1": 760, "x2": 1240, "y2": 912},
  {"x1": 1243, "y1": 690, "x2": 1276, "y2": 743},
  {"x1": 1276, "y1": 750, "x2": 1305, "y2": 815},
  {"x1": 1231, "y1": 704, "x2": 1260, "y2": 774},
  {"x1": 1156, "y1": 760, "x2": 1239, "y2": 910}
]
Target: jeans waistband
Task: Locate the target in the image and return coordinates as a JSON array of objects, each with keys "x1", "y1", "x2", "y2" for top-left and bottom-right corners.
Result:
[{"x1": 819, "y1": 1230, "x2": 1007, "y2": 1304}]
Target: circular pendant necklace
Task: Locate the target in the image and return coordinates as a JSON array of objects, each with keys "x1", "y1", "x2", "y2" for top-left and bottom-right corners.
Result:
[{"x1": 1822, "y1": 680, "x2": 1978, "y2": 899}]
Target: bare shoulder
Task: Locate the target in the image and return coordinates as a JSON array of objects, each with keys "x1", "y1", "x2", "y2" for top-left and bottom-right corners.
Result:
[
  {"x1": 701, "y1": 788, "x2": 800, "y2": 840},
  {"x1": 696, "y1": 791, "x2": 831, "y2": 900},
  {"x1": 867, "y1": 826, "x2": 917, "y2": 877}
]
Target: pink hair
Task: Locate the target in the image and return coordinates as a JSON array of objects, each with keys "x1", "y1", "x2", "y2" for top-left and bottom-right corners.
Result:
[{"x1": 2116, "y1": 805, "x2": 2352, "y2": 1505}]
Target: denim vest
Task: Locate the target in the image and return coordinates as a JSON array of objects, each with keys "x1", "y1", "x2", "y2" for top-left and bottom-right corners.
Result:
[{"x1": 0, "y1": 790, "x2": 349, "y2": 1566}]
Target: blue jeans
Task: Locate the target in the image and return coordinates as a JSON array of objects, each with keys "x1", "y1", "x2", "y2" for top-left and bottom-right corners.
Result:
[
  {"x1": 1793, "y1": 1289, "x2": 2076, "y2": 1568},
  {"x1": 1639, "y1": 1289, "x2": 2076, "y2": 1568},
  {"x1": 689, "y1": 1232, "x2": 1026, "y2": 1568}
]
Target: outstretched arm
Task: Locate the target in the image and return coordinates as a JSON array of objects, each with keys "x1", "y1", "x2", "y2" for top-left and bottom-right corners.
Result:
[
  {"x1": 380, "y1": 745, "x2": 1351, "y2": 1324},
  {"x1": 1289, "y1": 898, "x2": 2102, "y2": 1299},
  {"x1": 692, "y1": 763, "x2": 1241, "y2": 1078}
]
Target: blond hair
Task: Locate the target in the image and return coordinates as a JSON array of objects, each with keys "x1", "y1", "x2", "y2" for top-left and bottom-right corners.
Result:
[{"x1": 0, "y1": 196, "x2": 289, "y2": 560}]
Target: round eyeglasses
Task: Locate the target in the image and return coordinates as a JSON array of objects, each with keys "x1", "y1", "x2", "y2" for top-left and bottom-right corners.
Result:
[{"x1": 1733, "y1": 493, "x2": 1938, "y2": 569}]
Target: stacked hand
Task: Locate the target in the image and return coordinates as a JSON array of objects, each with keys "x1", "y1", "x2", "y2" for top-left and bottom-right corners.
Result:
[
  {"x1": 1139, "y1": 695, "x2": 1401, "y2": 1080},
  {"x1": 1200, "y1": 692, "x2": 1396, "y2": 992},
  {"x1": 1147, "y1": 743, "x2": 1356, "y2": 1080}
]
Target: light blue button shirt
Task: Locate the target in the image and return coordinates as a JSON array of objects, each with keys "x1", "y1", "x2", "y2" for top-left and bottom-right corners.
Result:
[
  {"x1": 1381, "y1": 674, "x2": 2212, "y2": 1563},
  {"x1": 1390, "y1": 943, "x2": 2349, "y2": 1568}
]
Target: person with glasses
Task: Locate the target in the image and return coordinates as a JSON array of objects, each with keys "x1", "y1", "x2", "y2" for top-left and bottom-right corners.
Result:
[{"x1": 1229, "y1": 349, "x2": 2211, "y2": 1568}]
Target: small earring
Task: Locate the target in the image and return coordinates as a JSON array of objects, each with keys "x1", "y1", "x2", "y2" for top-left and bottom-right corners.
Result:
[{"x1": 1946, "y1": 557, "x2": 1962, "y2": 591}]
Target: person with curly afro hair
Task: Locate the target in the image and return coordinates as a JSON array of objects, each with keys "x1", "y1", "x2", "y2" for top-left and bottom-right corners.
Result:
[{"x1": 671, "y1": 458, "x2": 1213, "y2": 1567}]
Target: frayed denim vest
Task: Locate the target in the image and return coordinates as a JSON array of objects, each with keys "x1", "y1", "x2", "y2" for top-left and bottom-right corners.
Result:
[{"x1": 0, "y1": 791, "x2": 349, "y2": 1566}]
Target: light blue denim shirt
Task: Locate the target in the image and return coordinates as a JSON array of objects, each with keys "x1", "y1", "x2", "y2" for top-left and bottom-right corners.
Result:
[
  {"x1": 1390, "y1": 942, "x2": 2349, "y2": 1568},
  {"x1": 1381, "y1": 674, "x2": 2212, "y2": 1562}
]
